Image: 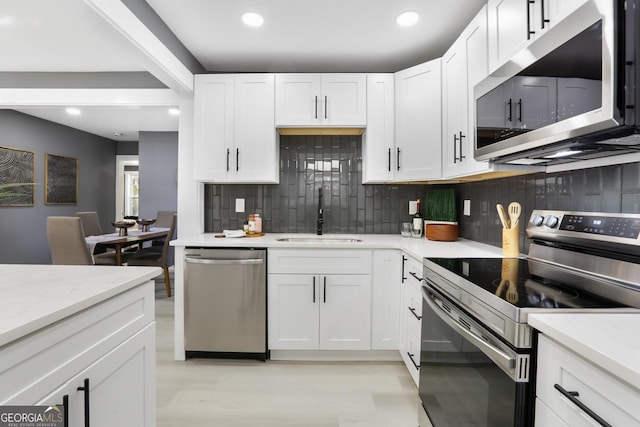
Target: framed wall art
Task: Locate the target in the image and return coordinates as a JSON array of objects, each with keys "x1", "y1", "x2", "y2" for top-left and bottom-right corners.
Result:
[
  {"x1": 45, "y1": 153, "x2": 78, "y2": 205},
  {"x1": 0, "y1": 146, "x2": 35, "y2": 207}
]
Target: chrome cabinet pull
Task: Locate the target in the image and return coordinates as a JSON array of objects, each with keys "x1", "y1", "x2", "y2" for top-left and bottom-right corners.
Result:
[
  {"x1": 185, "y1": 257, "x2": 264, "y2": 265},
  {"x1": 77, "y1": 378, "x2": 90, "y2": 427},
  {"x1": 554, "y1": 384, "x2": 612, "y2": 427}
]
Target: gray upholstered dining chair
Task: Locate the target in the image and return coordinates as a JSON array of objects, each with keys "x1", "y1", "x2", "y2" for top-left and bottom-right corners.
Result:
[
  {"x1": 75, "y1": 211, "x2": 104, "y2": 236},
  {"x1": 127, "y1": 213, "x2": 176, "y2": 297},
  {"x1": 150, "y1": 210, "x2": 177, "y2": 249},
  {"x1": 46, "y1": 217, "x2": 120, "y2": 266}
]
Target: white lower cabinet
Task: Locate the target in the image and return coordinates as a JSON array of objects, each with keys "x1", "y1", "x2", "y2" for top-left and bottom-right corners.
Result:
[
  {"x1": 399, "y1": 253, "x2": 423, "y2": 386},
  {"x1": 0, "y1": 283, "x2": 155, "y2": 427},
  {"x1": 371, "y1": 250, "x2": 401, "y2": 350},
  {"x1": 268, "y1": 250, "x2": 372, "y2": 351},
  {"x1": 535, "y1": 334, "x2": 640, "y2": 426}
]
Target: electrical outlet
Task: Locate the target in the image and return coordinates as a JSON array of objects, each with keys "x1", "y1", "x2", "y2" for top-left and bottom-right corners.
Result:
[
  {"x1": 235, "y1": 198, "x2": 245, "y2": 213},
  {"x1": 463, "y1": 199, "x2": 471, "y2": 216}
]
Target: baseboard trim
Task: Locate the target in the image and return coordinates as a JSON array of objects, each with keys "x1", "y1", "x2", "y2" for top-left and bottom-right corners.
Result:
[{"x1": 269, "y1": 349, "x2": 401, "y2": 362}]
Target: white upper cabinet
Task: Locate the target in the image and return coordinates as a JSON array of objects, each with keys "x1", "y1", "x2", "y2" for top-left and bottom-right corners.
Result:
[
  {"x1": 442, "y1": 6, "x2": 492, "y2": 178},
  {"x1": 362, "y1": 74, "x2": 395, "y2": 183},
  {"x1": 488, "y1": 0, "x2": 589, "y2": 72},
  {"x1": 275, "y1": 74, "x2": 366, "y2": 126},
  {"x1": 194, "y1": 74, "x2": 278, "y2": 183},
  {"x1": 394, "y1": 59, "x2": 442, "y2": 181}
]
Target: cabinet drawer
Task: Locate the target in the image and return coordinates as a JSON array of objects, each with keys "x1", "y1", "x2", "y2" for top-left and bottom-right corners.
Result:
[
  {"x1": 0, "y1": 283, "x2": 154, "y2": 404},
  {"x1": 269, "y1": 249, "x2": 372, "y2": 274},
  {"x1": 535, "y1": 398, "x2": 569, "y2": 427},
  {"x1": 536, "y1": 334, "x2": 640, "y2": 427},
  {"x1": 405, "y1": 255, "x2": 423, "y2": 283}
]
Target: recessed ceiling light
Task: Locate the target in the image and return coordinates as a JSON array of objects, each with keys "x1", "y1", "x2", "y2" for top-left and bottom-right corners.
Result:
[
  {"x1": 396, "y1": 11, "x2": 419, "y2": 27},
  {"x1": 242, "y1": 12, "x2": 264, "y2": 27},
  {"x1": 113, "y1": 132, "x2": 124, "y2": 137},
  {"x1": 168, "y1": 108, "x2": 180, "y2": 116},
  {"x1": 66, "y1": 107, "x2": 81, "y2": 116}
]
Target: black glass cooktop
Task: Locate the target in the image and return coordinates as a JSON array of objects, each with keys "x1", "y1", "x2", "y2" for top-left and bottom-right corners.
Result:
[{"x1": 427, "y1": 257, "x2": 626, "y2": 309}]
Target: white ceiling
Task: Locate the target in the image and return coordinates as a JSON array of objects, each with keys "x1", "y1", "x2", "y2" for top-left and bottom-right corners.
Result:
[
  {"x1": 146, "y1": 0, "x2": 487, "y2": 73},
  {"x1": 1, "y1": 0, "x2": 487, "y2": 140}
]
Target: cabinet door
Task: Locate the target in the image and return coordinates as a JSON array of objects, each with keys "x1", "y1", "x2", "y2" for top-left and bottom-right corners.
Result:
[
  {"x1": 488, "y1": 0, "x2": 531, "y2": 72},
  {"x1": 512, "y1": 76, "x2": 557, "y2": 130},
  {"x1": 371, "y1": 250, "x2": 401, "y2": 350},
  {"x1": 442, "y1": 39, "x2": 468, "y2": 177},
  {"x1": 556, "y1": 77, "x2": 601, "y2": 123},
  {"x1": 362, "y1": 74, "x2": 395, "y2": 183},
  {"x1": 275, "y1": 74, "x2": 322, "y2": 126},
  {"x1": 319, "y1": 274, "x2": 371, "y2": 350},
  {"x1": 37, "y1": 324, "x2": 156, "y2": 427},
  {"x1": 234, "y1": 74, "x2": 278, "y2": 183},
  {"x1": 193, "y1": 75, "x2": 235, "y2": 181},
  {"x1": 320, "y1": 74, "x2": 367, "y2": 126},
  {"x1": 395, "y1": 59, "x2": 442, "y2": 181},
  {"x1": 268, "y1": 274, "x2": 319, "y2": 350}
]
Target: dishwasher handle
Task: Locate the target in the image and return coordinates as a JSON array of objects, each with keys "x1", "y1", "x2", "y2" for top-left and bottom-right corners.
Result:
[{"x1": 185, "y1": 257, "x2": 264, "y2": 265}]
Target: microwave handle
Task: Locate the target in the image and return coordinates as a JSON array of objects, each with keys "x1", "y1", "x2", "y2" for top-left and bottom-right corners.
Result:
[{"x1": 421, "y1": 284, "x2": 525, "y2": 382}]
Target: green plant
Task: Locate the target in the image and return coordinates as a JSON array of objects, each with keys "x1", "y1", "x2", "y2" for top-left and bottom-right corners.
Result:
[{"x1": 425, "y1": 188, "x2": 457, "y2": 223}]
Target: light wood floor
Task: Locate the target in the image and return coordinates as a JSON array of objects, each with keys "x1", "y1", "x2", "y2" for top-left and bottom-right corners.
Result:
[{"x1": 154, "y1": 284, "x2": 422, "y2": 427}]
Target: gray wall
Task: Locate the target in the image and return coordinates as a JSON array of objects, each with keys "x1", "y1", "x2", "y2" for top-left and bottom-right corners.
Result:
[
  {"x1": 0, "y1": 110, "x2": 117, "y2": 264},
  {"x1": 138, "y1": 131, "x2": 178, "y2": 219}
]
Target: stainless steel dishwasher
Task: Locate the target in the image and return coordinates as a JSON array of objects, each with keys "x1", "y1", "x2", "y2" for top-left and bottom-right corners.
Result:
[{"x1": 184, "y1": 247, "x2": 267, "y2": 360}]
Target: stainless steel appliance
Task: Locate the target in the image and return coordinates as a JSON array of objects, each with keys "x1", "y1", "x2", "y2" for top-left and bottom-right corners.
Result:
[
  {"x1": 419, "y1": 210, "x2": 640, "y2": 427},
  {"x1": 184, "y1": 247, "x2": 267, "y2": 360},
  {"x1": 474, "y1": 0, "x2": 640, "y2": 165}
]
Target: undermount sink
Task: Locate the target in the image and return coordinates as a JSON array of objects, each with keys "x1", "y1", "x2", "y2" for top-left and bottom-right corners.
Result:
[{"x1": 276, "y1": 237, "x2": 362, "y2": 243}]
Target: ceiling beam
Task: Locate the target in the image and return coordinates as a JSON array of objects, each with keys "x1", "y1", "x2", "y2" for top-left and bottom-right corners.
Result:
[
  {"x1": 0, "y1": 88, "x2": 180, "y2": 108},
  {"x1": 81, "y1": 0, "x2": 194, "y2": 97}
]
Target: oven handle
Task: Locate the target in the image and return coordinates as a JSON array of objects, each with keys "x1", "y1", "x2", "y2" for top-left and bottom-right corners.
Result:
[{"x1": 421, "y1": 284, "x2": 524, "y2": 382}]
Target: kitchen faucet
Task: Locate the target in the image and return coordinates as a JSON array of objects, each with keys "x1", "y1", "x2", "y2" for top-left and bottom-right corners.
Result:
[{"x1": 317, "y1": 188, "x2": 323, "y2": 235}]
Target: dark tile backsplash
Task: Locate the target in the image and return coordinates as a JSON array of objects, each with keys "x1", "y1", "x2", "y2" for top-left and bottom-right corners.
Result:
[
  {"x1": 204, "y1": 135, "x2": 428, "y2": 233},
  {"x1": 205, "y1": 135, "x2": 640, "y2": 251},
  {"x1": 457, "y1": 162, "x2": 640, "y2": 252}
]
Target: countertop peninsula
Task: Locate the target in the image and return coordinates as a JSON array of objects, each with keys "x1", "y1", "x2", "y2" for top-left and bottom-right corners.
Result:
[{"x1": 0, "y1": 264, "x2": 161, "y2": 347}]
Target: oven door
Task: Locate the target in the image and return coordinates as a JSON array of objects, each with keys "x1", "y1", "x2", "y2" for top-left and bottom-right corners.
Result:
[{"x1": 419, "y1": 283, "x2": 534, "y2": 427}]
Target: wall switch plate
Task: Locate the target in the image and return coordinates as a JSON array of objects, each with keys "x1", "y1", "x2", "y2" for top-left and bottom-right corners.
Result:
[
  {"x1": 463, "y1": 199, "x2": 471, "y2": 216},
  {"x1": 235, "y1": 198, "x2": 245, "y2": 213}
]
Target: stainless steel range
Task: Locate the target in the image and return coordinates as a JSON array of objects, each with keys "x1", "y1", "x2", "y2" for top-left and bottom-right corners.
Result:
[{"x1": 419, "y1": 210, "x2": 640, "y2": 427}]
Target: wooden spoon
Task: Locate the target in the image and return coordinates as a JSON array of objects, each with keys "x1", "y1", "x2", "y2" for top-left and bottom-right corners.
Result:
[
  {"x1": 508, "y1": 202, "x2": 521, "y2": 229},
  {"x1": 496, "y1": 204, "x2": 510, "y2": 229}
]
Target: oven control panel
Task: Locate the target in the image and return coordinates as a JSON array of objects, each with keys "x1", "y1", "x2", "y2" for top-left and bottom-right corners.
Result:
[{"x1": 559, "y1": 215, "x2": 640, "y2": 239}]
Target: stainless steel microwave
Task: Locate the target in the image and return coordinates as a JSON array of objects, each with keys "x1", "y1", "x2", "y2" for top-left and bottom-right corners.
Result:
[{"x1": 474, "y1": 0, "x2": 640, "y2": 165}]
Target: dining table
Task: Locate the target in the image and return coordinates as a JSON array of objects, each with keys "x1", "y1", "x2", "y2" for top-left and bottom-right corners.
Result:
[{"x1": 85, "y1": 227, "x2": 170, "y2": 265}]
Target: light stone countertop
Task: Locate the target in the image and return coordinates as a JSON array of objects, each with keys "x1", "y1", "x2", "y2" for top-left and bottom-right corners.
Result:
[
  {"x1": 171, "y1": 233, "x2": 505, "y2": 260},
  {"x1": 0, "y1": 264, "x2": 161, "y2": 347},
  {"x1": 528, "y1": 313, "x2": 640, "y2": 390}
]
